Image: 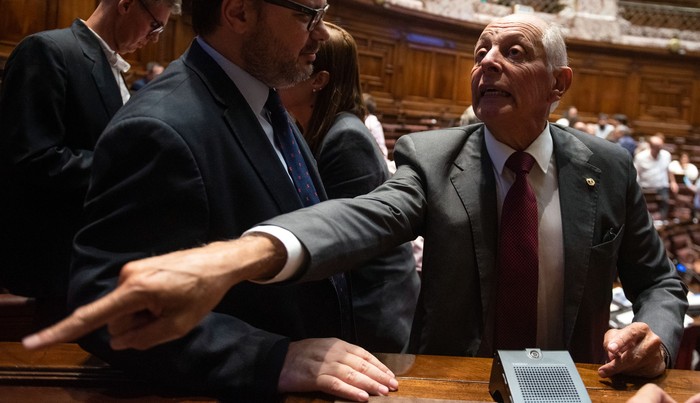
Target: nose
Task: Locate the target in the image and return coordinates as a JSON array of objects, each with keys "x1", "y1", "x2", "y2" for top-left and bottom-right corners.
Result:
[
  {"x1": 311, "y1": 20, "x2": 330, "y2": 42},
  {"x1": 148, "y1": 31, "x2": 161, "y2": 43},
  {"x1": 479, "y1": 48, "x2": 502, "y2": 73}
]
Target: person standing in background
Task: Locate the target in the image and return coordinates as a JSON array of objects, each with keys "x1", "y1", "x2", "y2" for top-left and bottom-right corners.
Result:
[
  {"x1": 280, "y1": 22, "x2": 419, "y2": 353},
  {"x1": 363, "y1": 93, "x2": 395, "y2": 173},
  {"x1": 634, "y1": 133, "x2": 678, "y2": 220},
  {"x1": 0, "y1": 0, "x2": 180, "y2": 326}
]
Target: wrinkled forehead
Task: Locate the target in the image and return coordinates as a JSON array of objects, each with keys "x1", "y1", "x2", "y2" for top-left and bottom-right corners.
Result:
[{"x1": 478, "y1": 14, "x2": 546, "y2": 47}]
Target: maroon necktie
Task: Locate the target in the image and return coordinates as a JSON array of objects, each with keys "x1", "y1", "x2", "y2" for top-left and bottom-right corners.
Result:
[{"x1": 495, "y1": 151, "x2": 538, "y2": 350}]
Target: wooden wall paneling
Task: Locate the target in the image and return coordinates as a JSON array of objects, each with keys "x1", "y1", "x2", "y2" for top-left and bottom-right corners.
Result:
[
  {"x1": 57, "y1": 0, "x2": 97, "y2": 28},
  {"x1": 0, "y1": 0, "x2": 56, "y2": 60},
  {"x1": 633, "y1": 62, "x2": 695, "y2": 137},
  {"x1": 565, "y1": 52, "x2": 632, "y2": 123},
  {"x1": 352, "y1": 32, "x2": 398, "y2": 95}
]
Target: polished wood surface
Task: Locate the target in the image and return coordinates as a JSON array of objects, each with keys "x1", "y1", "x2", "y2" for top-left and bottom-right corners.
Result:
[{"x1": 1, "y1": 342, "x2": 698, "y2": 402}]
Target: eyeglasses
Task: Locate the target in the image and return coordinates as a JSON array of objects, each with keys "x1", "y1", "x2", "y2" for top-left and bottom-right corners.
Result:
[
  {"x1": 263, "y1": 0, "x2": 329, "y2": 32},
  {"x1": 137, "y1": 0, "x2": 165, "y2": 37}
]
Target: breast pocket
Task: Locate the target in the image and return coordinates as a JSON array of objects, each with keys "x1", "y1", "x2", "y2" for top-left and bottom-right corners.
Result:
[{"x1": 590, "y1": 224, "x2": 625, "y2": 281}]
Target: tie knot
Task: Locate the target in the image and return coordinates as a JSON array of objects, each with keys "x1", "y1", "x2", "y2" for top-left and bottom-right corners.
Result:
[
  {"x1": 266, "y1": 89, "x2": 284, "y2": 113},
  {"x1": 506, "y1": 151, "x2": 535, "y2": 174}
]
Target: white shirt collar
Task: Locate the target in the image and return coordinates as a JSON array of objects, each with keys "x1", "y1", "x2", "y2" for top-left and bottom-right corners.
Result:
[
  {"x1": 484, "y1": 123, "x2": 553, "y2": 176},
  {"x1": 82, "y1": 20, "x2": 130, "y2": 73}
]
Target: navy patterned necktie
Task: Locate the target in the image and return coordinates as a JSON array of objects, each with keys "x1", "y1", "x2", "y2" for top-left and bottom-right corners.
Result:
[
  {"x1": 265, "y1": 88, "x2": 354, "y2": 342},
  {"x1": 495, "y1": 151, "x2": 538, "y2": 350},
  {"x1": 265, "y1": 89, "x2": 320, "y2": 207}
]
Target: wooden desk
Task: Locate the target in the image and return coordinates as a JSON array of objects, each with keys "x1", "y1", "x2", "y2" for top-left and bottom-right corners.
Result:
[{"x1": 1, "y1": 342, "x2": 698, "y2": 402}]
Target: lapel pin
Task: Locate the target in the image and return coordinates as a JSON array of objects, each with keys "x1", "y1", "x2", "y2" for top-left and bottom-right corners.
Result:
[{"x1": 586, "y1": 178, "x2": 595, "y2": 186}]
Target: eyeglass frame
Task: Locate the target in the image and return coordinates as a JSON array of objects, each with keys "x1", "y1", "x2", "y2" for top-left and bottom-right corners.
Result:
[
  {"x1": 262, "y1": 0, "x2": 329, "y2": 32},
  {"x1": 137, "y1": 0, "x2": 165, "y2": 37}
]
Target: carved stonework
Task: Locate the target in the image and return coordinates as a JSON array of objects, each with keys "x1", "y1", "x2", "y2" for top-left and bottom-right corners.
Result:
[{"x1": 411, "y1": 0, "x2": 700, "y2": 52}]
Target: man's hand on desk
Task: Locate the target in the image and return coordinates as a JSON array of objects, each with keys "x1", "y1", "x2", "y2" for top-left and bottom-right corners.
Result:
[
  {"x1": 598, "y1": 322, "x2": 666, "y2": 378},
  {"x1": 278, "y1": 338, "x2": 398, "y2": 401},
  {"x1": 22, "y1": 234, "x2": 285, "y2": 350}
]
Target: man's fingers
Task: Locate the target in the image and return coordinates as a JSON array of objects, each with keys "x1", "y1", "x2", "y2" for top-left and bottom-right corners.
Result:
[
  {"x1": 110, "y1": 319, "x2": 183, "y2": 350},
  {"x1": 22, "y1": 288, "x2": 143, "y2": 350}
]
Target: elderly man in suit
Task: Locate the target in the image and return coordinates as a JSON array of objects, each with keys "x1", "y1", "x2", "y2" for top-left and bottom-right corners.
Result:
[
  {"x1": 0, "y1": 0, "x2": 180, "y2": 323},
  {"x1": 26, "y1": 12, "x2": 687, "y2": 400}
]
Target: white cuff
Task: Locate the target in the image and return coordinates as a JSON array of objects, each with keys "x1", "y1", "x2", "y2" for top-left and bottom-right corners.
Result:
[{"x1": 244, "y1": 225, "x2": 304, "y2": 284}]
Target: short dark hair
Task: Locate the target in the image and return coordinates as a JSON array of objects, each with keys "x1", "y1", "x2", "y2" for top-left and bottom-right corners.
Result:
[
  {"x1": 191, "y1": 0, "x2": 223, "y2": 36},
  {"x1": 363, "y1": 93, "x2": 377, "y2": 114}
]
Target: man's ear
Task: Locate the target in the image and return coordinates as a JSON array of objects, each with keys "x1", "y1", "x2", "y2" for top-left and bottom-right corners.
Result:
[
  {"x1": 118, "y1": 0, "x2": 134, "y2": 15},
  {"x1": 550, "y1": 66, "x2": 573, "y2": 102},
  {"x1": 221, "y1": 0, "x2": 248, "y2": 33}
]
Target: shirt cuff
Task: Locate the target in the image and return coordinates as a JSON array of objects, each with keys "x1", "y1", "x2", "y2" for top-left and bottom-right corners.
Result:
[{"x1": 244, "y1": 225, "x2": 304, "y2": 284}]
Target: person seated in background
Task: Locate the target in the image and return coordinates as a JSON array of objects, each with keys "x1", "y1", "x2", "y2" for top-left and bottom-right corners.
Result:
[
  {"x1": 669, "y1": 152, "x2": 699, "y2": 186},
  {"x1": 130, "y1": 61, "x2": 164, "y2": 91},
  {"x1": 573, "y1": 120, "x2": 594, "y2": 135},
  {"x1": 26, "y1": 14, "x2": 688, "y2": 394},
  {"x1": 555, "y1": 104, "x2": 578, "y2": 127},
  {"x1": 0, "y1": 0, "x2": 180, "y2": 327},
  {"x1": 611, "y1": 113, "x2": 629, "y2": 127},
  {"x1": 594, "y1": 113, "x2": 615, "y2": 139},
  {"x1": 362, "y1": 93, "x2": 389, "y2": 159},
  {"x1": 634, "y1": 133, "x2": 678, "y2": 220},
  {"x1": 606, "y1": 124, "x2": 637, "y2": 156},
  {"x1": 279, "y1": 22, "x2": 419, "y2": 354},
  {"x1": 459, "y1": 105, "x2": 481, "y2": 125}
]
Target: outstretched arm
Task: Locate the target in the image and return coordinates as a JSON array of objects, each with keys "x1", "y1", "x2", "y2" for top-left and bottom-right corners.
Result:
[{"x1": 23, "y1": 233, "x2": 284, "y2": 350}]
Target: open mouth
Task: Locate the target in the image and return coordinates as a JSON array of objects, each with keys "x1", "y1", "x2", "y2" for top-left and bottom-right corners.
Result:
[{"x1": 480, "y1": 87, "x2": 511, "y2": 97}]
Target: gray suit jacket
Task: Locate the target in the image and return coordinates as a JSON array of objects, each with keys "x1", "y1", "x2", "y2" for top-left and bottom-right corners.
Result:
[{"x1": 266, "y1": 123, "x2": 688, "y2": 365}]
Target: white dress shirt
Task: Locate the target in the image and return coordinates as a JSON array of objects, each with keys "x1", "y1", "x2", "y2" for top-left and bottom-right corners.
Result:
[{"x1": 84, "y1": 21, "x2": 131, "y2": 104}]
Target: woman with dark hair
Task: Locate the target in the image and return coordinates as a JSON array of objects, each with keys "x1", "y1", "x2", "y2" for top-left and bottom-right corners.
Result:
[{"x1": 279, "y1": 22, "x2": 419, "y2": 353}]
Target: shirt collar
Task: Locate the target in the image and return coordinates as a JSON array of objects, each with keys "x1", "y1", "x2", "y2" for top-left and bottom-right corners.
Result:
[
  {"x1": 484, "y1": 122, "x2": 553, "y2": 176},
  {"x1": 82, "y1": 20, "x2": 131, "y2": 73},
  {"x1": 195, "y1": 37, "x2": 269, "y2": 116}
]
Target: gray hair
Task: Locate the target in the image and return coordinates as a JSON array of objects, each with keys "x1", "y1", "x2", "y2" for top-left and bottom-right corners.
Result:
[
  {"x1": 542, "y1": 22, "x2": 568, "y2": 72},
  {"x1": 145, "y1": 0, "x2": 182, "y2": 14}
]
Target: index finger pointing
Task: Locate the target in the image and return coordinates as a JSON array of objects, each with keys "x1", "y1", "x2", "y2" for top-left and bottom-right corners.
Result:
[{"x1": 22, "y1": 287, "x2": 144, "y2": 350}]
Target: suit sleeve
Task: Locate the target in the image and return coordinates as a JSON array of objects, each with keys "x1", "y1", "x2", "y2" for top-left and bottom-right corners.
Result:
[
  {"x1": 68, "y1": 118, "x2": 288, "y2": 401},
  {"x1": 265, "y1": 134, "x2": 426, "y2": 281},
  {"x1": 0, "y1": 35, "x2": 93, "y2": 191}
]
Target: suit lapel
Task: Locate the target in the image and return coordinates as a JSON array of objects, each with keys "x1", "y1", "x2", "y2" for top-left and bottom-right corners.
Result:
[
  {"x1": 450, "y1": 126, "x2": 499, "y2": 332},
  {"x1": 551, "y1": 127, "x2": 601, "y2": 346},
  {"x1": 183, "y1": 41, "x2": 320, "y2": 213},
  {"x1": 71, "y1": 19, "x2": 123, "y2": 116}
]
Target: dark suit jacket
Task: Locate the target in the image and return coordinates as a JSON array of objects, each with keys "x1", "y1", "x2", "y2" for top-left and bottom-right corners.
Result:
[
  {"x1": 68, "y1": 40, "x2": 343, "y2": 401},
  {"x1": 0, "y1": 19, "x2": 123, "y2": 298},
  {"x1": 265, "y1": 123, "x2": 688, "y2": 365},
  {"x1": 315, "y1": 112, "x2": 419, "y2": 353}
]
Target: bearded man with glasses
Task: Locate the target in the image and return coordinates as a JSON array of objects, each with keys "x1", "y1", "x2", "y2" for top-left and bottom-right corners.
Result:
[
  {"x1": 23, "y1": 0, "x2": 398, "y2": 402},
  {"x1": 0, "y1": 0, "x2": 180, "y2": 329}
]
